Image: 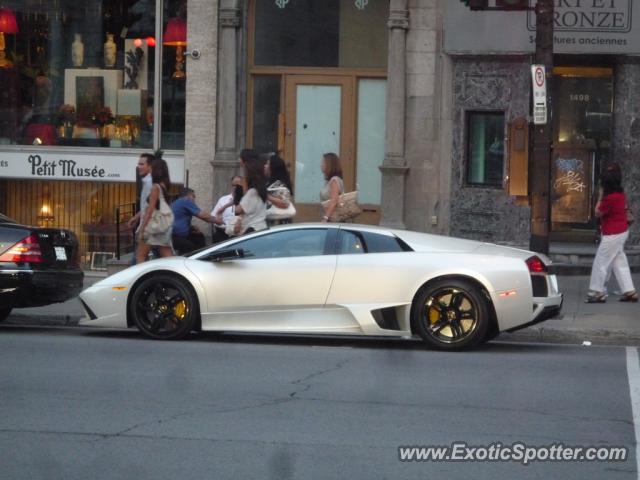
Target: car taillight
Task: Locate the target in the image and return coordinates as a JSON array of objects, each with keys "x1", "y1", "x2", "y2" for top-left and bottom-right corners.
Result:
[
  {"x1": 0, "y1": 234, "x2": 43, "y2": 263},
  {"x1": 526, "y1": 255, "x2": 547, "y2": 273}
]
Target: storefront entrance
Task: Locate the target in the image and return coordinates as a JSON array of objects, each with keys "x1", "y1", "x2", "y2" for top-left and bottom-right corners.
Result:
[
  {"x1": 279, "y1": 75, "x2": 386, "y2": 223},
  {"x1": 550, "y1": 67, "x2": 613, "y2": 241},
  {"x1": 247, "y1": 0, "x2": 388, "y2": 223}
]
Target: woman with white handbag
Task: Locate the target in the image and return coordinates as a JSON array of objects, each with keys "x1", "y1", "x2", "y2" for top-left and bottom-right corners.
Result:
[
  {"x1": 217, "y1": 152, "x2": 268, "y2": 236},
  {"x1": 265, "y1": 153, "x2": 296, "y2": 225},
  {"x1": 136, "y1": 158, "x2": 175, "y2": 263}
]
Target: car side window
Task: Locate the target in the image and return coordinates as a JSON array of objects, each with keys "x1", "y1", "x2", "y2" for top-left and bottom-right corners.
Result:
[
  {"x1": 227, "y1": 229, "x2": 329, "y2": 259},
  {"x1": 338, "y1": 230, "x2": 412, "y2": 254},
  {"x1": 339, "y1": 230, "x2": 365, "y2": 254}
]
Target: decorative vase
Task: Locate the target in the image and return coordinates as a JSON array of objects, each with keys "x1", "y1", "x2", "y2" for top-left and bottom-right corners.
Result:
[
  {"x1": 104, "y1": 33, "x2": 117, "y2": 68},
  {"x1": 63, "y1": 122, "x2": 74, "y2": 139},
  {"x1": 71, "y1": 33, "x2": 84, "y2": 67}
]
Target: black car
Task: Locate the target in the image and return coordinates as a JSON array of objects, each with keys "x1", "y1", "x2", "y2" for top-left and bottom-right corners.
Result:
[{"x1": 0, "y1": 213, "x2": 84, "y2": 321}]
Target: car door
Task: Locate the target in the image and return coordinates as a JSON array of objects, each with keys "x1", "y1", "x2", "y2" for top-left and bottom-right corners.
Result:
[
  {"x1": 325, "y1": 228, "x2": 416, "y2": 333},
  {"x1": 194, "y1": 227, "x2": 339, "y2": 332}
]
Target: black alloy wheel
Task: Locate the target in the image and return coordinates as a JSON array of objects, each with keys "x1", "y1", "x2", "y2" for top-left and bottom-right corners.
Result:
[
  {"x1": 130, "y1": 274, "x2": 198, "y2": 340},
  {"x1": 412, "y1": 279, "x2": 489, "y2": 351}
]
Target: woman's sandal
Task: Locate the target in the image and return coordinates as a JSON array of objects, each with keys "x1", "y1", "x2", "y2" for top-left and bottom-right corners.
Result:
[
  {"x1": 585, "y1": 293, "x2": 607, "y2": 303},
  {"x1": 620, "y1": 291, "x2": 639, "y2": 302}
]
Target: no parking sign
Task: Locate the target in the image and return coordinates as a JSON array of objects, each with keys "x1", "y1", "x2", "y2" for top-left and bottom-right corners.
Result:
[{"x1": 531, "y1": 65, "x2": 547, "y2": 125}]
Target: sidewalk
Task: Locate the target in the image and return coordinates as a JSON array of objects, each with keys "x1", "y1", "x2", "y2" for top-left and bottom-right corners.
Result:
[
  {"x1": 4, "y1": 271, "x2": 640, "y2": 346},
  {"x1": 500, "y1": 273, "x2": 640, "y2": 346}
]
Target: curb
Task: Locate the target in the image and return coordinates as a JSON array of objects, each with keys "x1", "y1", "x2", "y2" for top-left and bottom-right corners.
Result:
[
  {"x1": 500, "y1": 327, "x2": 640, "y2": 346},
  {"x1": 4, "y1": 314, "x2": 82, "y2": 327},
  {"x1": 5, "y1": 313, "x2": 640, "y2": 347}
]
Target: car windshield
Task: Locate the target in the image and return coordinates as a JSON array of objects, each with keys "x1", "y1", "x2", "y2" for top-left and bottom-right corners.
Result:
[{"x1": 0, "y1": 213, "x2": 18, "y2": 224}]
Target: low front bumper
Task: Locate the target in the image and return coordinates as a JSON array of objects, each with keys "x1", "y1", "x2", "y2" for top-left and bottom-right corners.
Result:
[{"x1": 78, "y1": 283, "x2": 129, "y2": 328}]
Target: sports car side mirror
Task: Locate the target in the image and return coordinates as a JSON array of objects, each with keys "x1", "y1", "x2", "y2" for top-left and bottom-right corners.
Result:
[{"x1": 208, "y1": 248, "x2": 245, "y2": 263}]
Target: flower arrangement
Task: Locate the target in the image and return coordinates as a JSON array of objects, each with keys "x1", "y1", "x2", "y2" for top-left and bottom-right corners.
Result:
[
  {"x1": 57, "y1": 104, "x2": 76, "y2": 125},
  {"x1": 93, "y1": 106, "x2": 115, "y2": 126}
]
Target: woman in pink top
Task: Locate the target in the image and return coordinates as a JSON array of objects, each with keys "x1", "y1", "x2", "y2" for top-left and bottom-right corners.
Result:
[{"x1": 586, "y1": 169, "x2": 637, "y2": 303}]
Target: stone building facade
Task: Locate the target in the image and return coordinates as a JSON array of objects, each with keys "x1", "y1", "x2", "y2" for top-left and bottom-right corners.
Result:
[
  {"x1": 444, "y1": 1, "x2": 640, "y2": 249},
  {"x1": 210, "y1": 0, "x2": 451, "y2": 235},
  {"x1": 207, "y1": 0, "x2": 640, "y2": 251}
]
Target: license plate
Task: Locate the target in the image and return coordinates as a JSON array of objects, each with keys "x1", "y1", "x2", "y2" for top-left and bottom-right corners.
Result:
[{"x1": 55, "y1": 246, "x2": 67, "y2": 261}]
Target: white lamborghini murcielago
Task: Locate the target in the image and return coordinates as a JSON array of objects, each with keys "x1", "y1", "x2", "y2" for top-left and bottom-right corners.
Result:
[{"x1": 79, "y1": 224, "x2": 563, "y2": 351}]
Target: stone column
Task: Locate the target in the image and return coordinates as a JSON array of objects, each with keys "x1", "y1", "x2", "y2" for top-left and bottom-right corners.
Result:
[
  {"x1": 379, "y1": 1, "x2": 409, "y2": 229},
  {"x1": 212, "y1": 0, "x2": 242, "y2": 201},
  {"x1": 185, "y1": 0, "x2": 219, "y2": 236}
]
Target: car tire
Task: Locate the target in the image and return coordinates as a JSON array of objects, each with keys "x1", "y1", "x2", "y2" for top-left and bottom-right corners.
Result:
[
  {"x1": 0, "y1": 306, "x2": 12, "y2": 322},
  {"x1": 412, "y1": 279, "x2": 489, "y2": 351},
  {"x1": 129, "y1": 274, "x2": 199, "y2": 340}
]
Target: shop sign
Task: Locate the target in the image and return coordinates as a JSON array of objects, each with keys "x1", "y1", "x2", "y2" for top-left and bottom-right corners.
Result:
[
  {"x1": 0, "y1": 152, "x2": 185, "y2": 183},
  {"x1": 445, "y1": 0, "x2": 640, "y2": 55}
]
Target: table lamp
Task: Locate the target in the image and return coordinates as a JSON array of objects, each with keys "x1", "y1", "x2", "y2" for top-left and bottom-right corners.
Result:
[
  {"x1": 163, "y1": 17, "x2": 186, "y2": 80},
  {"x1": 0, "y1": 8, "x2": 18, "y2": 68}
]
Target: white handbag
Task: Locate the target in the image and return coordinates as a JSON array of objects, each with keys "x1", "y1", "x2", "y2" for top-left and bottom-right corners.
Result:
[
  {"x1": 267, "y1": 181, "x2": 296, "y2": 221},
  {"x1": 145, "y1": 186, "x2": 174, "y2": 234},
  {"x1": 266, "y1": 202, "x2": 296, "y2": 221},
  {"x1": 225, "y1": 216, "x2": 240, "y2": 236}
]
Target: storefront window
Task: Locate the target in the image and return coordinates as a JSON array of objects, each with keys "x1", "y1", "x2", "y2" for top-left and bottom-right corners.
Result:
[
  {"x1": 0, "y1": 0, "x2": 185, "y2": 151},
  {"x1": 356, "y1": 78, "x2": 386, "y2": 205},
  {"x1": 251, "y1": 75, "x2": 281, "y2": 153},
  {"x1": 466, "y1": 111, "x2": 505, "y2": 187},
  {"x1": 555, "y1": 74, "x2": 612, "y2": 149},
  {"x1": 2, "y1": 178, "x2": 137, "y2": 265},
  {"x1": 161, "y1": 0, "x2": 186, "y2": 150},
  {"x1": 253, "y1": 0, "x2": 387, "y2": 68}
]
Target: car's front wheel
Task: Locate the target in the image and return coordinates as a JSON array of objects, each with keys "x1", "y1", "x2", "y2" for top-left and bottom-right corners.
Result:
[
  {"x1": 0, "y1": 306, "x2": 12, "y2": 322},
  {"x1": 129, "y1": 274, "x2": 199, "y2": 340},
  {"x1": 412, "y1": 279, "x2": 490, "y2": 351}
]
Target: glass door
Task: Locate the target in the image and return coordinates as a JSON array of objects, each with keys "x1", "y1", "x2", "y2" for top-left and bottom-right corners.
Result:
[
  {"x1": 551, "y1": 67, "x2": 613, "y2": 240},
  {"x1": 284, "y1": 75, "x2": 354, "y2": 222}
]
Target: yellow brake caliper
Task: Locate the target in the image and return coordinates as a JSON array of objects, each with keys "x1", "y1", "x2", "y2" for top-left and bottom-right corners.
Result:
[{"x1": 173, "y1": 300, "x2": 187, "y2": 320}]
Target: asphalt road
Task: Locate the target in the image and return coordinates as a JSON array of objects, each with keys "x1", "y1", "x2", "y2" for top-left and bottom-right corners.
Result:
[{"x1": 0, "y1": 326, "x2": 637, "y2": 480}]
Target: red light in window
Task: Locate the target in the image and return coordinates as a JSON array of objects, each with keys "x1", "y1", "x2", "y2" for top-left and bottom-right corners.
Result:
[
  {"x1": 146, "y1": 36, "x2": 156, "y2": 47},
  {"x1": 133, "y1": 38, "x2": 143, "y2": 48}
]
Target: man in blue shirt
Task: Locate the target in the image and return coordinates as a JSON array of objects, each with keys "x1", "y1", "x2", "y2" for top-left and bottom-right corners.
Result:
[{"x1": 171, "y1": 188, "x2": 215, "y2": 254}]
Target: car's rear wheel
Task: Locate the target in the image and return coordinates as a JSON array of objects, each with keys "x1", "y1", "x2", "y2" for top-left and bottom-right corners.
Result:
[
  {"x1": 0, "y1": 306, "x2": 12, "y2": 322},
  {"x1": 129, "y1": 274, "x2": 198, "y2": 340},
  {"x1": 412, "y1": 279, "x2": 489, "y2": 351}
]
